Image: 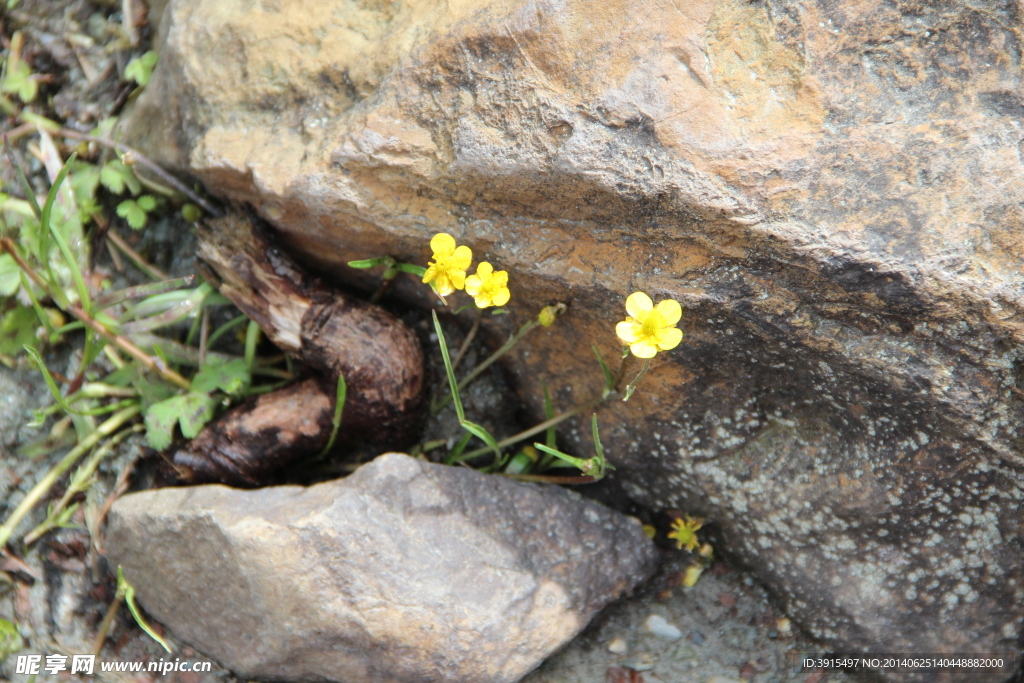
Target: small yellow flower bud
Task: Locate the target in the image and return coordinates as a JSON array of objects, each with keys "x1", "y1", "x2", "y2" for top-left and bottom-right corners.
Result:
[
  {"x1": 537, "y1": 303, "x2": 565, "y2": 327},
  {"x1": 682, "y1": 563, "x2": 704, "y2": 588}
]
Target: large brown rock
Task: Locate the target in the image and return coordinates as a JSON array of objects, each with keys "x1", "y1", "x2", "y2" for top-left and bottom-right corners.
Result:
[
  {"x1": 106, "y1": 453, "x2": 658, "y2": 683},
  {"x1": 125, "y1": 0, "x2": 1024, "y2": 674}
]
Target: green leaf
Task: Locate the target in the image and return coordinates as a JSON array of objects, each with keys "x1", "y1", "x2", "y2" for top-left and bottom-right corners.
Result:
[
  {"x1": 0, "y1": 617, "x2": 24, "y2": 659},
  {"x1": 0, "y1": 253, "x2": 21, "y2": 296},
  {"x1": 144, "y1": 391, "x2": 216, "y2": 450},
  {"x1": 593, "y1": 344, "x2": 615, "y2": 395},
  {"x1": 0, "y1": 306, "x2": 36, "y2": 356},
  {"x1": 347, "y1": 257, "x2": 388, "y2": 269},
  {"x1": 100, "y1": 159, "x2": 141, "y2": 196},
  {"x1": 133, "y1": 372, "x2": 176, "y2": 409},
  {"x1": 89, "y1": 117, "x2": 119, "y2": 139},
  {"x1": 181, "y1": 203, "x2": 202, "y2": 222},
  {"x1": 68, "y1": 160, "x2": 101, "y2": 206},
  {"x1": 136, "y1": 194, "x2": 157, "y2": 212},
  {"x1": 462, "y1": 419, "x2": 501, "y2": 462},
  {"x1": 124, "y1": 51, "x2": 158, "y2": 86},
  {"x1": 396, "y1": 262, "x2": 426, "y2": 277},
  {"x1": 1, "y1": 60, "x2": 36, "y2": 103},
  {"x1": 116, "y1": 199, "x2": 148, "y2": 229},
  {"x1": 118, "y1": 567, "x2": 173, "y2": 653},
  {"x1": 178, "y1": 392, "x2": 217, "y2": 438},
  {"x1": 191, "y1": 357, "x2": 250, "y2": 396},
  {"x1": 432, "y1": 311, "x2": 465, "y2": 422},
  {"x1": 317, "y1": 372, "x2": 347, "y2": 458}
]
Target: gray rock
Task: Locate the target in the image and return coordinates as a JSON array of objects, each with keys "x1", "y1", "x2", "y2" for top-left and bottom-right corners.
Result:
[
  {"x1": 124, "y1": 0, "x2": 1024, "y2": 671},
  {"x1": 106, "y1": 453, "x2": 658, "y2": 683}
]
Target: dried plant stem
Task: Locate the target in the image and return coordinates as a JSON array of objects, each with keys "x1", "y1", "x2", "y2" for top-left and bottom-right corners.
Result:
[
  {"x1": 0, "y1": 404, "x2": 141, "y2": 548},
  {"x1": 452, "y1": 308, "x2": 482, "y2": 371},
  {"x1": 433, "y1": 318, "x2": 540, "y2": 415},
  {"x1": 0, "y1": 238, "x2": 190, "y2": 389},
  {"x1": 57, "y1": 128, "x2": 222, "y2": 217},
  {"x1": 105, "y1": 230, "x2": 169, "y2": 280},
  {"x1": 454, "y1": 397, "x2": 602, "y2": 463},
  {"x1": 92, "y1": 592, "x2": 123, "y2": 655}
]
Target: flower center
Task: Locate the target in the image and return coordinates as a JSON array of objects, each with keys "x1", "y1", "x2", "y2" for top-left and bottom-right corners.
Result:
[{"x1": 640, "y1": 313, "x2": 663, "y2": 339}]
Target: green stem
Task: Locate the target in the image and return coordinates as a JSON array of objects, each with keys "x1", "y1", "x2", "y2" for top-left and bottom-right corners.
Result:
[
  {"x1": 24, "y1": 425, "x2": 141, "y2": 545},
  {"x1": 623, "y1": 357, "x2": 652, "y2": 402},
  {"x1": 453, "y1": 398, "x2": 600, "y2": 463},
  {"x1": 0, "y1": 404, "x2": 140, "y2": 548},
  {"x1": 433, "y1": 318, "x2": 540, "y2": 415}
]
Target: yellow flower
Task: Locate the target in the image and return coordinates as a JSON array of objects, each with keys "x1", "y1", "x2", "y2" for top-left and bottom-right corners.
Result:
[
  {"x1": 423, "y1": 233, "x2": 472, "y2": 297},
  {"x1": 615, "y1": 292, "x2": 683, "y2": 358},
  {"x1": 464, "y1": 262, "x2": 510, "y2": 308},
  {"x1": 668, "y1": 515, "x2": 704, "y2": 551}
]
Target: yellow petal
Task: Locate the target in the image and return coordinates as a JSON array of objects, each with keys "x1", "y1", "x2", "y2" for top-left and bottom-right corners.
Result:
[
  {"x1": 434, "y1": 274, "x2": 455, "y2": 296},
  {"x1": 422, "y1": 264, "x2": 438, "y2": 284},
  {"x1": 625, "y1": 292, "x2": 653, "y2": 318},
  {"x1": 491, "y1": 287, "x2": 510, "y2": 306},
  {"x1": 630, "y1": 340, "x2": 659, "y2": 358},
  {"x1": 465, "y1": 274, "x2": 482, "y2": 296},
  {"x1": 656, "y1": 326, "x2": 683, "y2": 350},
  {"x1": 475, "y1": 261, "x2": 493, "y2": 278},
  {"x1": 491, "y1": 269, "x2": 508, "y2": 287},
  {"x1": 616, "y1": 320, "x2": 640, "y2": 343},
  {"x1": 655, "y1": 299, "x2": 682, "y2": 325},
  {"x1": 451, "y1": 245, "x2": 473, "y2": 270},
  {"x1": 473, "y1": 294, "x2": 493, "y2": 308},
  {"x1": 449, "y1": 269, "x2": 467, "y2": 290},
  {"x1": 430, "y1": 233, "x2": 456, "y2": 257}
]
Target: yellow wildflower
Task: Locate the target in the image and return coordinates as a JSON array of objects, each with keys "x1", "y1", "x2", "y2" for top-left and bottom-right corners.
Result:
[
  {"x1": 667, "y1": 515, "x2": 704, "y2": 551},
  {"x1": 422, "y1": 233, "x2": 472, "y2": 297},
  {"x1": 615, "y1": 292, "x2": 683, "y2": 358},
  {"x1": 464, "y1": 261, "x2": 510, "y2": 308}
]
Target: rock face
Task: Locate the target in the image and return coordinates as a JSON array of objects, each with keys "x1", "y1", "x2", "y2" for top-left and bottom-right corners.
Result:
[
  {"x1": 125, "y1": 0, "x2": 1024, "y2": 671},
  {"x1": 106, "y1": 453, "x2": 658, "y2": 683}
]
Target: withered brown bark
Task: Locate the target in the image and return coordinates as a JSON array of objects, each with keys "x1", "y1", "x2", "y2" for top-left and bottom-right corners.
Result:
[
  {"x1": 176, "y1": 211, "x2": 425, "y2": 484},
  {"x1": 173, "y1": 378, "x2": 334, "y2": 487}
]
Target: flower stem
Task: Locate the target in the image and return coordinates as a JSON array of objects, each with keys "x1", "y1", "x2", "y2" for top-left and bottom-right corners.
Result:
[
  {"x1": 623, "y1": 357, "x2": 652, "y2": 401},
  {"x1": 433, "y1": 318, "x2": 540, "y2": 415},
  {"x1": 452, "y1": 307, "x2": 483, "y2": 372},
  {"x1": 453, "y1": 397, "x2": 601, "y2": 463}
]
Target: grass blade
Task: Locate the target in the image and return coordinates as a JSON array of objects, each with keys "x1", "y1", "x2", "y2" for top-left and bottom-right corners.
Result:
[
  {"x1": 317, "y1": 373, "x2": 347, "y2": 458},
  {"x1": 244, "y1": 319, "x2": 260, "y2": 369},
  {"x1": 117, "y1": 567, "x2": 173, "y2": 653},
  {"x1": 592, "y1": 344, "x2": 615, "y2": 395},
  {"x1": 3, "y1": 136, "x2": 41, "y2": 219},
  {"x1": 432, "y1": 310, "x2": 465, "y2": 422}
]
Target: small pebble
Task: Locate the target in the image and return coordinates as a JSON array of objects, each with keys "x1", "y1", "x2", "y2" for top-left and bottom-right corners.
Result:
[
  {"x1": 690, "y1": 630, "x2": 705, "y2": 645},
  {"x1": 607, "y1": 637, "x2": 628, "y2": 655},
  {"x1": 644, "y1": 614, "x2": 682, "y2": 640},
  {"x1": 777, "y1": 617, "x2": 792, "y2": 634}
]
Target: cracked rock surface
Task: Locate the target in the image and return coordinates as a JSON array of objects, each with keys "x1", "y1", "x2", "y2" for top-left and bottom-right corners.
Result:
[
  {"x1": 125, "y1": 0, "x2": 1024, "y2": 673},
  {"x1": 106, "y1": 453, "x2": 658, "y2": 683}
]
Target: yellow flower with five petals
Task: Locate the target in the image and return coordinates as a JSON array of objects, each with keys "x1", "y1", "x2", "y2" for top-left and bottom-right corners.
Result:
[
  {"x1": 422, "y1": 233, "x2": 472, "y2": 296},
  {"x1": 668, "y1": 515, "x2": 704, "y2": 551},
  {"x1": 465, "y1": 262, "x2": 510, "y2": 309},
  {"x1": 615, "y1": 292, "x2": 683, "y2": 358}
]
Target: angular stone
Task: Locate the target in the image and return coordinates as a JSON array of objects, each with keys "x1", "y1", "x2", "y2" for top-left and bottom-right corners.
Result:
[
  {"x1": 106, "y1": 453, "x2": 658, "y2": 683},
  {"x1": 125, "y1": 0, "x2": 1024, "y2": 670}
]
